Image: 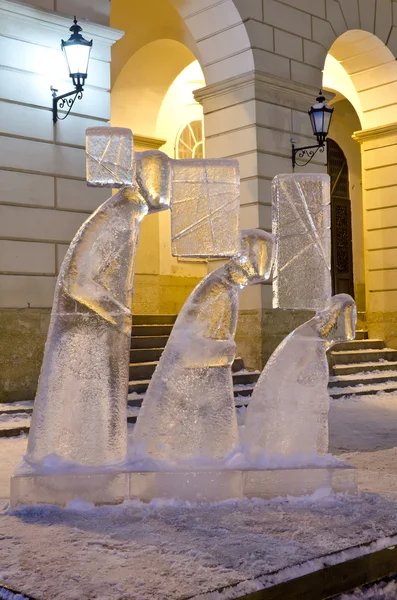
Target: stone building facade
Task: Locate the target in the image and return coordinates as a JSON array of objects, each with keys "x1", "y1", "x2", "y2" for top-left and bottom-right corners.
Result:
[{"x1": 1, "y1": 0, "x2": 397, "y2": 400}]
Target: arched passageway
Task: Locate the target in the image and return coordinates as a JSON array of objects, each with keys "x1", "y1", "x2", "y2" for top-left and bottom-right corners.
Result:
[{"x1": 324, "y1": 29, "x2": 397, "y2": 345}]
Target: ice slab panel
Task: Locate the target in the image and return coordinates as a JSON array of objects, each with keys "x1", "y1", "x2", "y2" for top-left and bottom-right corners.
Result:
[
  {"x1": 129, "y1": 471, "x2": 243, "y2": 503},
  {"x1": 272, "y1": 173, "x2": 331, "y2": 310},
  {"x1": 86, "y1": 127, "x2": 134, "y2": 188},
  {"x1": 10, "y1": 472, "x2": 127, "y2": 507},
  {"x1": 11, "y1": 465, "x2": 356, "y2": 507},
  {"x1": 243, "y1": 467, "x2": 356, "y2": 499},
  {"x1": 170, "y1": 159, "x2": 240, "y2": 257}
]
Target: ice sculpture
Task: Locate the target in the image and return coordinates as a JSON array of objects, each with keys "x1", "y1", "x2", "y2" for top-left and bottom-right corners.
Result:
[
  {"x1": 272, "y1": 173, "x2": 331, "y2": 311},
  {"x1": 25, "y1": 127, "x2": 241, "y2": 470},
  {"x1": 132, "y1": 229, "x2": 274, "y2": 462},
  {"x1": 244, "y1": 294, "x2": 356, "y2": 462},
  {"x1": 171, "y1": 159, "x2": 239, "y2": 257},
  {"x1": 26, "y1": 131, "x2": 172, "y2": 468}
]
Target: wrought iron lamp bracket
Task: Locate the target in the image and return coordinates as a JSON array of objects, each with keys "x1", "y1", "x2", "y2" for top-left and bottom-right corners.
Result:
[
  {"x1": 51, "y1": 85, "x2": 84, "y2": 123},
  {"x1": 291, "y1": 142, "x2": 325, "y2": 172}
]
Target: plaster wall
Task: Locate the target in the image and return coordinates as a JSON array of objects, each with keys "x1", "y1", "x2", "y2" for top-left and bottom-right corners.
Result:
[{"x1": 0, "y1": 0, "x2": 120, "y2": 400}]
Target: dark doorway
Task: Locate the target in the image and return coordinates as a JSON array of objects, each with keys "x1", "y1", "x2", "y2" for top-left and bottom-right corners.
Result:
[{"x1": 327, "y1": 138, "x2": 354, "y2": 297}]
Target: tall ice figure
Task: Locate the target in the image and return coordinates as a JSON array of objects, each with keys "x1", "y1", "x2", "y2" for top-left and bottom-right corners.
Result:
[{"x1": 26, "y1": 129, "x2": 171, "y2": 468}]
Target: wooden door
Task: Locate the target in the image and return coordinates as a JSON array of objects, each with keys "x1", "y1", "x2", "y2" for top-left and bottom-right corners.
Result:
[{"x1": 327, "y1": 139, "x2": 354, "y2": 297}]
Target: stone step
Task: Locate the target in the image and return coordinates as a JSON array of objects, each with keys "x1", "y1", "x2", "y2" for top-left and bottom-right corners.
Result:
[
  {"x1": 126, "y1": 396, "x2": 252, "y2": 423},
  {"x1": 330, "y1": 348, "x2": 397, "y2": 365},
  {"x1": 129, "y1": 361, "x2": 157, "y2": 380},
  {"x1": 128, "y1": 379, "x2": 151, "y2": 394},
  {"x1": 127, "y1": 384, "x2": 256, "y2": 407},
  {"x1": 232, "y1": 357, "x2": 244, "y2": 372},
  {"x1": 128, "y1": 371, "x2": 259, "y2": 394},
  {"x1": 355, "y1": 330, "x2": 368, "y2": 340},
  {"x1": 331, "y1": 339, "x2": 384, "y2": 352},
  {"x1": 0, "y1": 425, "x2": 30, "y2": 437},
  {"x1": 132, "y1": 315, "x2": 177, "y2": 325},
  {"x1": 130, "y1": 348, "x2": 164, "y2": 364},
  {"x1": 129, "y1": 357, "x2": 247, "y2": 380},
  {"x1": 232, "y1": 371, "x2": 260, "y2": 385},
  {"x1": 329, "y1": 382, "x2": 397, "y2": 399},
  {"x1": 329, "y1": 371, "x2": 397, "y2": 388},
  {"x1": 130, "y1": 335, "x2": 169, "y2": 350},
  {"x1": 0, "y1": 387, "x2": 256, "y2": 436},
  {"x1": 131, "y1": 324, "x2": 174, "y2": 337},
  {"x1": 333, "y1": 360, "x2": 397, "y2": 376}
]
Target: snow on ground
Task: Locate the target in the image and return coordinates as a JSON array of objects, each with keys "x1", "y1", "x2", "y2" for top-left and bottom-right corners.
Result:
[
  {"x1": 335, "y1": 576, "x2": 397, "y2": 599},
  {"x1": 2, "y1": 391, "x2": 397, "y2": 598}
]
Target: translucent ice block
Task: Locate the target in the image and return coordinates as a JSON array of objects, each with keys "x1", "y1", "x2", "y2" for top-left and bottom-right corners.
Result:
[
  {"x1": 272, "y1": 173, "x2": 331, "y2": 310},
  {"x1": 86, "y1": 126, "x2": 134, "y2": 188},
  {"x1": 170, "y1": 158, "x2": 240, "y2": 258}
]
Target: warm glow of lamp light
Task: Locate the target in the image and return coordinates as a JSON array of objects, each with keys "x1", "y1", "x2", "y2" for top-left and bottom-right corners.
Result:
[
  {"x1": 51, "y1": 16, "x2": 93, "y2": 123},
  {"x1": 62, "y1": 17, "x2": 92, "y2": 90}
]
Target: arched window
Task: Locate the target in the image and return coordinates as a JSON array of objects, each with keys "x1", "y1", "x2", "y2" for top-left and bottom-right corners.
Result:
[{"x1": 175, "y1": 119, "x2": 204, "y2": 159}]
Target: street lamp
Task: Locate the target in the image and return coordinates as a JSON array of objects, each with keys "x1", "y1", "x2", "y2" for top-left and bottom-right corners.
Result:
[
  {"x1": 291, "y1": 91, "x2": 334, "y2": 171},
  {"x1": 51, "y1": 17, "x2": 93, "y2": 123}
]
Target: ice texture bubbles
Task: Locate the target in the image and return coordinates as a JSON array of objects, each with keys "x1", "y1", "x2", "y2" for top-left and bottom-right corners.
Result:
[
  {"x1": 244, "y1": 294, "x2": 357, "y2": 463},
  {"x1": 132, "y1": 229, "x2": 274, "y2": 462},
  {"x1": 26, "y1": 134, "x2": 172, "y2": 469},
  {"x1": 272, "y1": 173, "x2": 331, "y2": 311}
]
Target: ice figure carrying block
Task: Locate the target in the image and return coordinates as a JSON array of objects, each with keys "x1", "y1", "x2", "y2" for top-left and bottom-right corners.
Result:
[
  {"x1": 132, "y1": 229, "x2": 274, "y2": 462},
  {"x1": 25, "y1": 127, "x2": 240, "y2": 470},
  {"x1": 244, "y1": 294, "x2": 356, "y2": 462},
  {"x1": 272, "y1": 173, "x2": 331, "y2": 311}
]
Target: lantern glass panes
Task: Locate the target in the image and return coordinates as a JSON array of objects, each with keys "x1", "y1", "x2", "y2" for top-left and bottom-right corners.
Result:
[
  {"x1": 308, "y1": 93, "x2": 334, "y2": 145},
  {"x1": 62, "y1": 17, "x2": 92, "y2": 89}
]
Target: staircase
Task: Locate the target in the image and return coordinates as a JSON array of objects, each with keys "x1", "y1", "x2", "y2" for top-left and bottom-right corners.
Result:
[
  {"x1": 0, "y1": 314, "x2": 261, "y2": 437},
  {"x1": 328, "y1": 330, "x2": 397, "y2": 399},
  {"x1": 4, "y1": 320, "x2": 397, "y2": 438},
  {"x1": 126, "y1": 314, "x2": 260, "y2": 424}
]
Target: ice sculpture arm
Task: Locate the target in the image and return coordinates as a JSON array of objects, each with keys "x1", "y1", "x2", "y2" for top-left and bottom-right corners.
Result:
[{"x1": 65, "y1": 277, "x2": 131, "y2": 326}]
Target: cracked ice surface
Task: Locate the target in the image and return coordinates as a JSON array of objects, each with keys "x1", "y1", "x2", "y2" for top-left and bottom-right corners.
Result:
[
  {"x1": 272, "y1": 174, "x2": 331, "y2": 310},
  {"x1": 86, "y1": 127, "x2": 134, "y2": 188},
  {"x1": 170, "y1": 159, "x2": 240, "y2": 257}
]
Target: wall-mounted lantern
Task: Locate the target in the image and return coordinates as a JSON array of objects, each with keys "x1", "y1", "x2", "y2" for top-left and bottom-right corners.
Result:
[
  {"x1": 51, "y1": 17, "x2": 93, "y2": 123},
  {"x1": 291, "y1": 92, "x2": 334, "y2": 171}
]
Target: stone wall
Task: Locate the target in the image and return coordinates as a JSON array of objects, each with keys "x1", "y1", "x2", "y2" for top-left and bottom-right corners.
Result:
[{"x1": 0, "y1": 0, "x2": 121, "y2": 399}]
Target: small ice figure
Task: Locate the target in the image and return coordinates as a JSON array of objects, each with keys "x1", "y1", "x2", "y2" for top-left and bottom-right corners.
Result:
[
  {"x1": 26, "y1": 147, "x2": 171, "y2": 469},
  {"x1": 132, "y1": 229, "x2": 274, "y2": 462},
  {"x1": 244, "y1": 294, "x2": 357, "y2": 462}
]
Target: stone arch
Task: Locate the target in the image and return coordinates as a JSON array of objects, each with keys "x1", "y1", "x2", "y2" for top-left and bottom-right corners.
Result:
[
  {"x1": 236, "y1": 0, "x2": 397, "y2": 93},
  {"x1": 111, "y1": 0, "x2": 254, "y2": 87},
  {"x1": 325, "y1": 30, "x2": 397, "y2": 129}
]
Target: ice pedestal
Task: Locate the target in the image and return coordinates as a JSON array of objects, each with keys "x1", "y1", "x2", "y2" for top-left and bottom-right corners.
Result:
[{"x1": 10, "y1": 463, "x2": 356, "y2": 507}]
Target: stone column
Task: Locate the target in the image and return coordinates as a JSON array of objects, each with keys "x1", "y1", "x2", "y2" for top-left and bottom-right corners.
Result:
[
  {"x1": 195, "y1": 72, "x2": 327, "y2": 368},
  {"x1": 354, "y1": 124, "x2": 397, "y2": 348}
]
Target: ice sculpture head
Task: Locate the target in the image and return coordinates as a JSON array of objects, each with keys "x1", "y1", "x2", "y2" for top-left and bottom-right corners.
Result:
[
  {"x1": 135, "y1": 151, "x2": 171, "y2": 212},
  {"x1": 316, "y1": 293, "x2": 357, "y2": 348},
  {"x1": 226, "y1": 229, "x2": 274, "y2": 288}
]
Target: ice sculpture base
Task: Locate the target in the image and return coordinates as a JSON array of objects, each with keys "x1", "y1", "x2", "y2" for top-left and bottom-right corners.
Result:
[
  {"x1": 10, "y1": 464, "x2": 356, "y2": 508},
  {"x1": 10, "y1": 471, "x2": 128, "y2": 508}
]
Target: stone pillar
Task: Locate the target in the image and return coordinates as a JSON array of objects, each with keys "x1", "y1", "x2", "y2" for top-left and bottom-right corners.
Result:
[
  {"x1": 354, "y1": 124, "x2": 397, "y2": 348},
  {"x1": 195, "y1": 72, "x2": 327, "y2": 368}
]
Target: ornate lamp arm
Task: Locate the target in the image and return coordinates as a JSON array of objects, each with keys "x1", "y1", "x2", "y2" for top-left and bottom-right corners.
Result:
[
  {"x1": 291, "y1": 141, "x2": 325, "y2": 172},
  {"x1": 51, "y1": 86, "x2": 84, "y2": 124}
]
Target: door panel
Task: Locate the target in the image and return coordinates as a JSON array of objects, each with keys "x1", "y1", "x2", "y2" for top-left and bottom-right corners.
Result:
[{"x1": 327, "y1": 139, "x2": 354, "y2": 298}]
